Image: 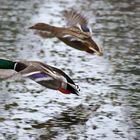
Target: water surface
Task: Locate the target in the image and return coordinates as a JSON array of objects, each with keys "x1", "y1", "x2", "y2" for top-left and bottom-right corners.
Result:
[{"x1": 0, "y1": 0, "x2": 139, "y2": 140}]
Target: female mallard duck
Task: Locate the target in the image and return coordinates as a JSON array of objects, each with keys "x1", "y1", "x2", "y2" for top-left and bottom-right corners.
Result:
[
  {"x1": 0, "y1": 59, "x2": 79, "y2": 95},
  {"x1": 29, "y1": 10, "x2": 103, "y2": 56}
]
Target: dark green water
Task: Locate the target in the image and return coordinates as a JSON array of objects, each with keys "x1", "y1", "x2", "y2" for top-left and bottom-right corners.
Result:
[{"x1": 0, "y1": 0, "x2": 139, "y2": 140}]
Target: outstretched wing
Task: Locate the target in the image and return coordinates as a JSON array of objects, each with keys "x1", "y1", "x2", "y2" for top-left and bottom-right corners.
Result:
[
  {"x1": 63, "y1": 10, "x2": 91, "y2": 33},
  {"x1": 46, "y1": 64, "x2": 75, "y2": 85},
  {"x1": 17, "y1": 63, "x2": 61, "y2": 89},
  {"x1": 18, "y1": 63, "x2": 54, "y2": 80}
]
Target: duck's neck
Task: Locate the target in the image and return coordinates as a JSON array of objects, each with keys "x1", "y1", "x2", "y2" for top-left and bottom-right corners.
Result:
[{"x1": 0, "y1": 59, "x2": 16, "y2": 70}]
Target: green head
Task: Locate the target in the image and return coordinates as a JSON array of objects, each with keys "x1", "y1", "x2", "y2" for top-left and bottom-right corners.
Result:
[
  {"x1": 0, "y1": 59, "x2": 27, "y2": 72},
  {"x1": 0, "y1": 59, "x2": 16, "y2": 69}
]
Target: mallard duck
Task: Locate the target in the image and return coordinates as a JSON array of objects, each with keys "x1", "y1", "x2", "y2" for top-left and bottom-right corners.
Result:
[
  {"x1": 29, "y1": 10, "x2": 103, "y2": 56},
  {"x1": 0, "y1": 59, "x2": 79, "y2": 95}
]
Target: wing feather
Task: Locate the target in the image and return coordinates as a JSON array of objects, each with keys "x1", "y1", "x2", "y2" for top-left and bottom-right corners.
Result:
[
  {"x1": 63, "y1": 10, "x2": 87, "y2": 26},
  {"x1": 63, "y1": 10, "x2": 91, "y2": 33}
]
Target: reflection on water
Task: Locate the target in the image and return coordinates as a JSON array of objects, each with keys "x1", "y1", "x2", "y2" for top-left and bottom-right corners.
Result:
[
  {"x1": 34, "y1": 104, "x2": 100, "y2": 139},
  {"x1": 0, "y1": 0, "x2": 139, "y2": 140}
]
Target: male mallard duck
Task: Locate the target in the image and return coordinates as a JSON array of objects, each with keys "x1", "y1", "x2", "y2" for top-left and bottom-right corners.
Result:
[
  {"x1": 0, "y1": 59, "x2": 79, "y2": 95},
  {"x1": 29, "y1": 10, "x2": 103, "y2": 56}
]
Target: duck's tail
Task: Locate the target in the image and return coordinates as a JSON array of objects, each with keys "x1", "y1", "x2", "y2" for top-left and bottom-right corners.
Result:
[{"x1": 67, "y1": 83, "x2": 80, "y2": 95}]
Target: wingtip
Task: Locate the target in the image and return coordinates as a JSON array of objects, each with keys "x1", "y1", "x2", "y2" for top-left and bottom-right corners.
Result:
[
  {"x1": 73, "y1": 92, "x2": 79, "y2": 96},
  {"x1": 97, "y1": 52, "x2": 103, "y2": 56}
]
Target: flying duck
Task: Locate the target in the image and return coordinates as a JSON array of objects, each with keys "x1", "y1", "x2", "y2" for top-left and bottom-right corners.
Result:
[
  {"x1": 29, "y1": 10, "x2": 103, "y2": 55},
  {"x1": 0, "y1": 59, "x2": 79, "y2": 95}
]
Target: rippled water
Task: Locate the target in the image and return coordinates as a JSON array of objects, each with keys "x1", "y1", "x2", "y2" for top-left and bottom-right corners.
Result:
[{"x1": 0, "y1": 0, "x2": 139, "y2": 140}]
